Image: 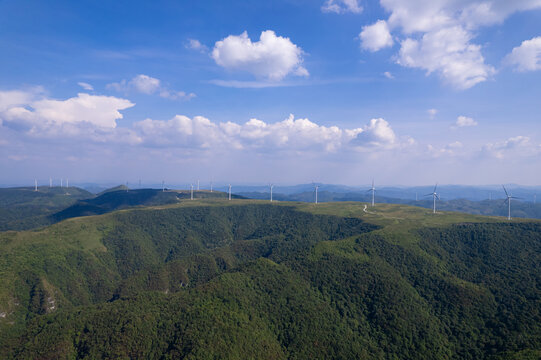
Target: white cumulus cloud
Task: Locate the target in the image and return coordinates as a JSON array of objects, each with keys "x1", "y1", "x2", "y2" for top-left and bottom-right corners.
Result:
[
  {"x1": 130, "y1": 74, "x2": 161, "y2": 94},
  {"x1": 351, "y1": 118, "x2": 403, "y2": 150},
  {"x1": 505, "y1": 36, "x2": 541, "y2": 72},
  {"x1": 134, "y1": 114, "x2": 362, "y2": 152},
  {"x1": 1, "y1": 88, "x2": 415, "y2": 156},
  {"x1": 322, "y1": 0, "x2": 363, "y2": 14},
  {"x1": 0, "y1": 90, "x2": 37, "y2": 113},
  {"x1": 397, "y1": 26, "x2": 494, "y2": 89},
  {"x1": 454, "y1": 115, "x2": 478, "y2": 128},
  {"x1": 211, "y1": 30, "x2": 308, "y2": 81},
  {"x1": 0, "y1": 90, "x2": 137, "y2": 142},
  {"x1": 360, "y1": 20, "x2": 394, "y2": 52},
  {"x1": 1, "y1": 92, "x2": 134, "y2": 129},
  {"x1": 132, "y1": 114, "x2": 415, "y2": 154},
  {"x1": 367, "y1": 0, "x2": 541, "y2": 89}
]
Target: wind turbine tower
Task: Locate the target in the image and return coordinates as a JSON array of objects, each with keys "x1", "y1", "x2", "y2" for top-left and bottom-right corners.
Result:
[
  {"x1": 66, "y1": 179, "x2": 69, "y2": 188},
  {"x1": 228, "y1": 184, "x2": 232, "y2": 201},
  {"x1": 210, "y1": 181, "x2": 213, "y2": 193},
  {"x1": 270, "y1": 184, "x2": 274, "y2": 202},
  {"x1": 367, "y1": 180, "x2": 376, "y2": 207},
  {"x1": 425, "y1": 184, "x2": 440, "y2": 214},
  {"x1": 162, "y1": 180, "x2": 165, "y2": 192},
  {"x1": 314, "y1": 184, "x2": 319, "y2": 204},
  {"x1": 197, "y1": 180, "x2": 200, "y2": 191},
  {"x1": 34, "y1": 179, "x2": 38, "y2": 192},
  {"x1": 502, "y1": 185, "x2": 520, "y2": 220},
  {"x1": 61, "y1": 178, "x2": 63, "y2": 188},
  {"x1": 191, "y1": 184, "x2": 194, "y2": 200},
  {"x1": 49, "y1": 177, "x2": 52, "y2": 188}
]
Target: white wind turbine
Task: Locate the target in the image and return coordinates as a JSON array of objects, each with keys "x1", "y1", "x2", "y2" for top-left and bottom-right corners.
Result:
[
  {"x1": 367, "y1": 180, "x2": 376, "y2": 207},
  {"x1": 270, "y1": 184, "x2": 274, "y2": 202},
  {"x1": 314, "y1": 184, "x2": 319, "y2": 204},
  {"x1": 228, "y1": 184, "x2": 232, "y2": 201},
  {"x1": 425, "y1": 184, "x2": 440, "y2": 214},
  {"x1": 502, "y1": 185, "x2": 520, "y2": 220},
  {"x1": 162, "y1": 180, "x2": 165, "y2": 192}
]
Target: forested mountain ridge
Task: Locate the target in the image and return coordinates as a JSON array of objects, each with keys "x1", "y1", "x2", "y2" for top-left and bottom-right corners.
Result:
[
  {"x1": 0, "y1": 187, "x2": 93, "y2": 231},
  {"x1": 0, "y1": 187, "x2": 240, "y2": 231},
  {"x1": 0, "y1": 200, "x2": 539, "y2": 359}
]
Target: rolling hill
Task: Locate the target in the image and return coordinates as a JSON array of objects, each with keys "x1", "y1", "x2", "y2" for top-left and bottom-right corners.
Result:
[
  {"x1": 0, "y1": 186, "x2": 240, "y2": 231},
  {"x1": 0, "y1": 186, "x2": 93, "y2": 231},
  {"x1": 0, "y1": 200, "x2": 539, "y2": 359}
]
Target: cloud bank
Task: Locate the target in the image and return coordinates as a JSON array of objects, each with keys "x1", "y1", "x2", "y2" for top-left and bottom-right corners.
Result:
[{"x1": 0, "y1": 89, "x2": 414, "y2": 155}]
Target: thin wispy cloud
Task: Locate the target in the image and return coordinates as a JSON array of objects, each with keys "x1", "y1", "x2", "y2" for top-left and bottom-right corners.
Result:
[
  {"x1": 77, "y1": 82, "x2": 94, "y2": 91},
  {"x1": 107, "y1": 75, "x2": 195, "y2": 100},
  {"x1": 453, "y1": 115, "x2": 478, "y2": 128},
  {"x1": 321, "y1": 0, "x2": 363, "y2": 14}
]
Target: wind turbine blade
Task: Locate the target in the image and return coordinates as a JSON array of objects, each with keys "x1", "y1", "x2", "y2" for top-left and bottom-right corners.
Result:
[
  {"x1": 424, "y1": 193, "x2": 433, "y2": 196},
  {"x1": 433, "y1": 183, "x2": 438, "y2": 193},
  {"x1": 502, "y1": 185, "x2": 509, "y2": 197}
]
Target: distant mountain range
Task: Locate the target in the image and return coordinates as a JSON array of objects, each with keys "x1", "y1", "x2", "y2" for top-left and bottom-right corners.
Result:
[
  {"x1": 7, "y1": 182, "x2": 538, "y2": 201},
  {"x1": 234, "y1": 183, "x2": 541, "y2": 202},
  {"x1": 1, "y1": 184, "x2": 540, "y2": 233}
]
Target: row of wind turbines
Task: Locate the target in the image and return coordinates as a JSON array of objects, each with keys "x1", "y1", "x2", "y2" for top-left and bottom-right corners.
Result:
[
  {"x1": 367, "y1": 182, "x2": 520, "y2": 220},
  {"x1": 32, "y1": 177, "x2": 71, "y2": 191},
  {"x1": 159, "y1": 179, "x2": 525, "y2": 220},
  {"x1": 31, "y1": 178, "x2": 523, "y2": 220}
]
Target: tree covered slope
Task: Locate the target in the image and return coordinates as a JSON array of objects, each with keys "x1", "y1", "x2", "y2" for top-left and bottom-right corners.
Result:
[
  {"x1": 0, "y1": 200, "x2": 539, "y2": 359},
  {"x1": 0, "y1": 187, "x2": 93, "y2": 231}
]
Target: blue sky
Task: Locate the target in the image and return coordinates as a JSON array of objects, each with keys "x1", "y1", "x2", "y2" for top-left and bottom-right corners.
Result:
[{"x1": 1, "y1": 0, "x2": 540, "y2": 186}]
